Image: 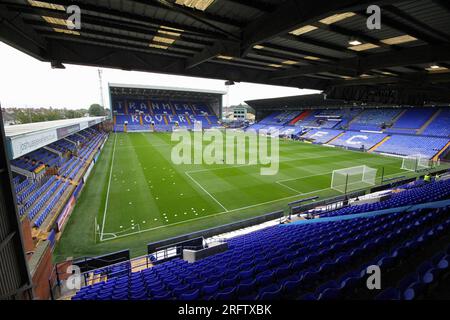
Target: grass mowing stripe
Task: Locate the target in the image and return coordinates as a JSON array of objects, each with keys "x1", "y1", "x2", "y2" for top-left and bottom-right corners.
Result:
[{"x1": 56, "y1": 132, "x2": 441, "y2": 259}]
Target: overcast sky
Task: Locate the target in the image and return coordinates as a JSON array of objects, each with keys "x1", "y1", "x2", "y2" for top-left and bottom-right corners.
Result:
[{"x1": 0, "y1": 42, "x2": 319, "y2": 110}]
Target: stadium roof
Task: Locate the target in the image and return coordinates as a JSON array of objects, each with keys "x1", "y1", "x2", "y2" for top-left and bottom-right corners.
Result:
[
  {"x1": 246, "y1": 94, "x2": 352, "y2": 111},
  {"x1": 5, "y1": 116, "x2": 106, "y2": 159},
  {"x1": 4, "y1": 116, "x2": 105, "y2": 137},
  {"x1": 109, "y1": 83, "x2": 226, "y2": 97},
  {"x1": 246, "y1": 94, "x2": 450, "y2": 111},
  {"x1": 1, "y1": 0, "x2": 450, "y2": 104}
]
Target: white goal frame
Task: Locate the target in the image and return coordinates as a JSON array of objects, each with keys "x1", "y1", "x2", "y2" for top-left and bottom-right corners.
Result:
[
  {"x1": 401, "y1": 154, "x2": 437, "y2": 172},
  {"x1": 331, "y1": 165, "x2": 377, "y2": 193}
]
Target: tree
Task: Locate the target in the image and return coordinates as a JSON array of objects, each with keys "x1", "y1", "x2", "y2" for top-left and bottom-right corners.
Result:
[
  {"x1": 6, "y1": 107, "x2": 92, "y2": 124},
  {"x1": 88, "y1": 104, "x2": 106, "y2": 116}
]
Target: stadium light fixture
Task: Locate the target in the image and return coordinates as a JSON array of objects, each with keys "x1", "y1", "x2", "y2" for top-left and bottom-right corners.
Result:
[
  {"x1": 425, "y1": 64, "x2": 449, "y2": 72},
  {"x1": 217, "y1": 55, "x2": 233, "y2": 60},
  {"x1": 151, "y1": 26, "x2": 181, "y2": 49},
  {"x1": 319, "y1": 12, "x2": 355, "y2": 25},
  {"x1": 348, "y1": 43, "x2": 379, "y2": 51},
  {"x1": 381, "y1": 71, "x2": 397, "y2": 76},
  {"x1": 303, "y1": 56, "x2": 320, "y2": 61},
  {"x1": 28, "y1": 0, "x2": 64, "y2": 11},
  {"x1": 53, "y1": 28, "x2": 80, "y2": 35},
  {"x1": 282, "y1": 60, "x2": 298, "y2": 65},
  {"x1": 42, "y1": 16, "x2": 75, "y2": 28},
  {"x1": 160, "y1": 25, "x2": 184, "y2": 33},
  {"x1": 158, "y1": 30, "x2": 182, "y2": 37},
  {"x1": 149, "y1": 44, "x2": 169, "y2": 50},
  {"x1": 253, "y1": 45, "x2": 265, "y2": 50},
  {"x1": 153, "y1": 36, "x2": 176, "y2": 44},
  {"x1": 289, "y1": 25, "x2": 318, "y2": 36},
  {"x1": 348, "y1": 38, "x2": 362, "y2": 46},
  {"x1": 381, "y1": 35, "x2": 417, "y2": 45},
  {"x1": 175, "y1": 0, "x2": 215, "y2": 11}
]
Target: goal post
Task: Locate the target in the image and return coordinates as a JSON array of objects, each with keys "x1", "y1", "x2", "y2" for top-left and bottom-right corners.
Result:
[
  {"x1": 401, "y1": 154, "x2": 436, "y2": 172},
  {"x1": 331, "y1": 165, "x2": 377, "y2": 193}
]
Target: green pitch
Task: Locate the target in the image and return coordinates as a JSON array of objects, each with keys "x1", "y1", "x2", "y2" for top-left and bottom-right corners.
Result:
[{"x1": 54, "y1": 132, "x2": 415, "y2": 260}]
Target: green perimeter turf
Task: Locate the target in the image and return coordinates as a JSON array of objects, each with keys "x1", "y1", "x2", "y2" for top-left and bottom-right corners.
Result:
[{"x1": 54, "y1": 132, "x2": 423, "y2": 261}]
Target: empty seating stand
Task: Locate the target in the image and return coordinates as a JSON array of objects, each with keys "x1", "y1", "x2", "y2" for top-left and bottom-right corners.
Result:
[
  {"x1": 72, "y1": 177, "x2": 450, "y2": 301},
  {"x1": 320, "y1": 179, "x2": 450, "y2": 218},
  {"x1": 422, "y1": 109, "x2": 450, "y2": 138},
  {"x1": 112, "y1": 101, "x2": 219, "y2": 132},
  {"x1": 349, "y1": 109, "x2": 401, "y2": 131},
  {"x1": 301, "y1": 129, "x2": 343, "y2": 144},
  {"x1": 375, "y1": 135, "x2": 449, "y2": 158},
  {"x1": 330, "y1": 131, "x2": 387, "y2": 150},
  {"x1": 387, "y1": 108, "x2": 435, "y2": 134},
  {"x1": 12, "y1": 128, "x2": 105, "y2": 227}
]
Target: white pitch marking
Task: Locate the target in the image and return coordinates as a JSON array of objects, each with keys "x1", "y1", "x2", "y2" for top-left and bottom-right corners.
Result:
[
  {"x1": 100, "y1": 133, "x2": 118, "y2": 241},
  {"x1": 275, "y1": 181, "x2": 303, "y2": 194},
  {"x1": 185, "y1": 171, "x2": 229, "y2": 211}
]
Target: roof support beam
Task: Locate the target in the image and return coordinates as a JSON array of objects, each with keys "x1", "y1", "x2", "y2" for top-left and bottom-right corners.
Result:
[
  {"x1": 433, "y1": 0, "x2": 450, "y2": 12},
  {"x1": 241, "y1": 0, "x2": 404, "y2": 54},
  {"x1": 33, "y1": 24, "x2": 200, "y2": 55},
  {"x1": 185, "y1": 40, "x2": 241, "y2": 69},
  {"x1": 152, "y1": 0, "x2": 242, "y2": 38},
  {"x1": 12, "y1": 6, "x2": 212, "y2": 47},
  {"x1": 311, "y1": 22, "x2": 393, "y2": 49},
  {"x1": 279, "y1": 34, "x2": 356, "y2": 56},
  {"x1": 272, "y1": 44, "x2": 450, "y2": 79},
  {"x1": 273, "y1": 65, "x2": 359, "y2": 79},
  {"x1": 223, "y1": 0, "x2": 275, "y2": 12},
  {"x1": 43, "y1": 38, "x2": 328, "y2": 90},
  {"x1": 252, "y1": 44, "x2": 336, "y2": 62},
  {"x1": 0, "y1": 3, "x2": 48, "y2": 60},
  {"x1": 326, "y1": 84, "x2": 450, "y2": 105},
  {"x1": 330, "y1": 71, "x2": 450, "y2": 87},
  {"x1": 381, "y1": 6, "x2": 449, "y2": 43},
  {"x1": 14, "y1": 0, "x2": 229, "y2": 41}
]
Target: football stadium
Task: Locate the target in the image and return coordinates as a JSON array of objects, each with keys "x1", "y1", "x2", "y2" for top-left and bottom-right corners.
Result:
[{"x1": 1, "y1": 0, "x2": 450, "y2": 306}]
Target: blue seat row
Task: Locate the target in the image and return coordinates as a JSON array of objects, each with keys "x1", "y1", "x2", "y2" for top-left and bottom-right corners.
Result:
[
  {"x1": 321, "y1": 179, "x2": 450, "y2": 218},
  {"x1": 72, "y1": 194, "x2": 450, "y2": 300},
  {"x1": 34, "y1": 181, "x2": 70, "y2": 227}
]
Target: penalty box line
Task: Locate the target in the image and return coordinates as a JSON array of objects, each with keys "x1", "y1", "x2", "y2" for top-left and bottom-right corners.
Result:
[
  {"x1": 185, "y1": 171, "x2": 229, "y2": 212},
  {"x1": 98, "y1": 151, "x2": 406, "y2": 241},
  {"x1": 98, "y1": 186, "x2": 335, "y2": 242}
]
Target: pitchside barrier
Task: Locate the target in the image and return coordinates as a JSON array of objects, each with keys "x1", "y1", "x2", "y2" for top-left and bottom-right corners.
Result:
[
  {"x1": 49, "y1": 249, "x2": 131, "y2": 299},
  {"x1": 290, "y1": 189, "x2": 366, "y2": 217},
  {"x1": 147, "y1": 210, "x2": 284, "y2": 261},
  {"x1": 73, "y1": 249, "x2": 130, "y2": 273}
]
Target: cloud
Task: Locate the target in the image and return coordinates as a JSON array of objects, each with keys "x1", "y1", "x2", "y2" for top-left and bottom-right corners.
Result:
[{"x1": 0, "y1": 42, "x2": 318, "y2": 110}]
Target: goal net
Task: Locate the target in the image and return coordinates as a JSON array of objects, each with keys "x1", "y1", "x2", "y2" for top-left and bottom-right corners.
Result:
[
  {"x1": 401, "y1": 155, "x2": 434, "y2": 171},
  {"x1": 331, "y1": 165, "x2": 377, "y2": 193}
]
